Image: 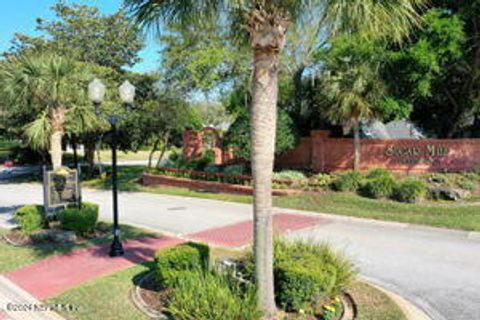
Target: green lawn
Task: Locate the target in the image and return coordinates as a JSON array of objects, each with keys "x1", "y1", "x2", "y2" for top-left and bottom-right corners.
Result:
[
  {"x1": 0, "y1": 224, "x2": 156, "y2": 274},
  {"x1": 349, "y1": 282, "x2": 406, "y2": 320},
  {"x1": 48, "y1": 264, "x2": 151, "y2": 320},
  {"x1": 84, "y1": 166, "x2": 480, "y2": 232}
]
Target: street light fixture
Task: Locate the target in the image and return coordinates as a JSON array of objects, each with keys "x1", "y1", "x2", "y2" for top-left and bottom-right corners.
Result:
[{"x1": 88, "y1": 78, "x2": 136, "y2": 257}]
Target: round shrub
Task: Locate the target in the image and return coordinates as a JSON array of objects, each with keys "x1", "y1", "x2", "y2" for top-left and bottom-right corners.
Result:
[
  {"x1": 59, "y1": 202, "x2": 99, "y2": 236},
  {"x1": 393, "y1": 177, "x2": 427, "y2": 203},
  {"x1": 273, "y1": 240, "x2": 356, "y2": 313},
  {"x1": 15, "y1": 205, "x2": 45, "y2": 235},
  {"x1": 332, "y1": 171, "x2": 363, "y2": 192},
  {"x1": 273, "y1": 170, "x2": 306, "y2": 181},
  {"x1": 366, "y1": 168, "x2": 392, "y2": 179},
  {"x1": 361, "y1": 174, "x2": 397, "y2": 199},
  {"x1": 154, "y1": 242, "x2": 210, "y2": 287},
  {"x1": 310, "y1": 173, "x2": 333, "y2": 187}
]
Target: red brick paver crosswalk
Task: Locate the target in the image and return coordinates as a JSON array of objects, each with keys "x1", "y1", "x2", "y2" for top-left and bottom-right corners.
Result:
[
  {"x1": 188, "y1": 213, "x2": 326, "y2": 247},
  {"x1": 5, "y1": 236, "x2": 183, "y2": 300}
]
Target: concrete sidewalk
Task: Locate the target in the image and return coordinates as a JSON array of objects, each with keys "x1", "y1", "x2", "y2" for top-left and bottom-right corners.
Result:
[{"x1": 0, "y1": 276, "x2": 65, "y2": 320}]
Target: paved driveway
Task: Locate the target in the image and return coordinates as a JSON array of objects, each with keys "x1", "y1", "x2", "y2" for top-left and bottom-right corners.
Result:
[{"x1": 0, "y1": 183, "x2": 479, "y2": 320}]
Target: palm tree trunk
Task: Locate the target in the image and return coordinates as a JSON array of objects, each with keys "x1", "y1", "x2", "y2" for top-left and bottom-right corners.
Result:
[
  {"x1": 50, "y1": 107, "x2": 66, "y2": 169},
  {"x1": 249, "y1": 10, "x2": 289, "y2": 317},
  {"x1": 353, "y1": 121, "x2": 361, "y2": 171},
  {"x1": 84, "y1": 140, "x2": 96, "y2": 169}
]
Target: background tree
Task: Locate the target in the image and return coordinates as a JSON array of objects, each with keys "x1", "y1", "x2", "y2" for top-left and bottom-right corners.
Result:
[
  {"x1": 0, "y1": 53, "x2": 93, "y2": 169},
  {"x1": 142, "y1": 92, "x2": 202, "y2": 168},
  {"x1": 193, "y1": 101, "x2": 233, "y2": 129},
  {"x1": 1, "y1": 1, "x2": 145, "y2": 169},
  {"x1": 7, "y1": 1, "x2": 144, "y2": 71},
  {"x1": 319, "y1": 34, "x2": 412, "y2": 171},
  {"x1": 126, "y1": 0, "x2": 426, "y2": 316},
  {"x1": 382, "y1": 6, "x2": 472, "y2": 137}
]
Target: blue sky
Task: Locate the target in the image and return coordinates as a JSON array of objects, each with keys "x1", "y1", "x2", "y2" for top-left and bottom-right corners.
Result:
[{"x1": 0, "y1": 0, "x2": 160, "y2": 73}]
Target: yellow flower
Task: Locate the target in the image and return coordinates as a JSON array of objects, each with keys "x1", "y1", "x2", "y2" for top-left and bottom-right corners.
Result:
[
  {"x1": 299, "y1": 309, "x2": 305, "y2": 315},
  {"x1": 333, "y1": 297, "x2": 341, "y2": 304},
  {"x1": 55, "y1": 168, "x2": 70, "y2": 176},
  {"x1": 324, "y1": 305, "x2": 336, "y2": 312}
]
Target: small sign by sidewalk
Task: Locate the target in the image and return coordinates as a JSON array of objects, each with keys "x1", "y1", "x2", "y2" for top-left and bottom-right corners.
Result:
[{"x1": 43, "y1": 166, "x2": 81, "y2": 218}]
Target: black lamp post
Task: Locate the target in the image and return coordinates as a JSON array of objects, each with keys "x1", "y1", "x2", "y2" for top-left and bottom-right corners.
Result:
[{"x1": 88, "y1": 79, "x2": 136, "y2": 257}]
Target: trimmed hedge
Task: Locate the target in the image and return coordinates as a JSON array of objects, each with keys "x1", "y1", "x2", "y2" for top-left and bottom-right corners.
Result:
[
  {"x1": 393, "y1": 177, "x2": 427, "y2": 203},
  {"x1": 15, "y1": 205, "x2": 45, "y2": 235},
  {"x1": 59, "y1": 202, "x2": 99, "y2": 236},
  {"x1": 154, "y1": 242, "x2": 210, "y2": 287}
]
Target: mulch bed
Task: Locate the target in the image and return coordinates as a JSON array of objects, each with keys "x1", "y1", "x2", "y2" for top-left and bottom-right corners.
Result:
[
  {"x1": 2, "y1": 228, "x2": 32, "y2": 246},
  {"x1": 2, "y1": 225, "x2": 110, "y2": 247},
  {"x1": 137, "y1": 273, "x2": 170, "y2": 313}
]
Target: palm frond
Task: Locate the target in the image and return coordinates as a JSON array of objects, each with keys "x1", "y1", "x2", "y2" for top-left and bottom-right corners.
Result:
[
  {"x1": 124, "y1": 0, "x2": 224, "y2": 34},
  {"x1": 324, "y1": 0, "x2": 427, "y2": 42},
  {"x1": 24, "y1": 110, "x2": 52, "y2": 151}
]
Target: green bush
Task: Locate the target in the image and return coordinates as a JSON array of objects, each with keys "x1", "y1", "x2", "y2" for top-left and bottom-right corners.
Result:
[
  {"x1": 273, "y1": 240, "x2": 356, "y2": 313},
  {"x1": 393, "y1": 177, "x2": 427, "y2": 203},
  {"x1": 15, "y1": 205, "x2": 45, "y2": 235},
  {"x1": 310, "y1": 173, "x2": 333, "y2": 187},
  {"x1": 166, "y1": 149, "x2": 215, "y2": 171},
  {"x1": 458, "y1": 180, "x2": 476, "y2": 191},
  {"x1": 154, "y1": 242, "x2": 210, "y2": 287},
  {"x1": 361, "y1": 173, "x2": 397, "y2": 199},
  {"x1": 223, "y1": 164, "x2": 245, "y2": 175},
  {"x1": 59, "y1": 202, "x2": 99, "y2": 236},
  {"x1": 366, "y1": 168, "x2": 391, "y2": 179},
  {"x1": 332, "y1": 171, "x2": 363, "y2": 192},
  {"x1": 273, "y1": 170, "x2": 306, "y2": 181},
  {"x1": 224, "y1": 109, "x2": 299, "y2": 159},
  {"x1": 204, "y1": 164, "x2": 220, "y2": 173},
  {"x1": 166, "y1": 270, "x2": 260, "y2": 320}
]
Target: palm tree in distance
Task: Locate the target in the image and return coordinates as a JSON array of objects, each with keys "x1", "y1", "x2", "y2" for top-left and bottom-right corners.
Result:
[
  {"x1": 324, "y1": 64, "x2": 383, "y2": 171},
  {"x1": 0, "y1": 53, "x2": 95, "y2": 169},
  {"x1": 124, "y1": 0, "x2": 426, "y2": 316}
]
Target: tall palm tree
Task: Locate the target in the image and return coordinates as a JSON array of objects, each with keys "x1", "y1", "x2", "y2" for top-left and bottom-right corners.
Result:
[
  {"x1": 125, "y1": 0, "x2": 426, "y2": 316},
  {"x1": 324, "y1": 64, "x2": 384, "y2": 171},
  {"x1": 0, "y1": 53, "x2": 91, "y2": 169}
]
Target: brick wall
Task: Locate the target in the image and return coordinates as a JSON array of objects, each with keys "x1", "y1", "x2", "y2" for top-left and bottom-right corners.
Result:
[{"x1": 276, "y1": 131, "x2": 480, "y2": 173}]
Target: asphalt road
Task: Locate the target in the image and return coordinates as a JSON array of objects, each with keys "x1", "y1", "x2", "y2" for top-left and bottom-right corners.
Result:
[{"x1": 0, "y1": 183, "x2": 479, "y2": 320}]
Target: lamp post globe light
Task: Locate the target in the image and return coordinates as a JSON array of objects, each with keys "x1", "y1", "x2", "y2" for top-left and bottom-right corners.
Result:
[{"x1": 88, "y1": 78, "x2": 136, "y2": 257}]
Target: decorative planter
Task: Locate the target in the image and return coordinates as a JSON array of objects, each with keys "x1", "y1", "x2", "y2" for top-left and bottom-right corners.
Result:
[
  {"x1": 132, "y1": 271, "x2": 355, "y2": 320},
  {"x1": 142, "y1": 173, "x2": 300, "y2": 196}
]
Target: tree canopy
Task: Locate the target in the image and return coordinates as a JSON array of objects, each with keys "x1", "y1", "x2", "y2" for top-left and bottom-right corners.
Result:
[{"x1": 7, "y1": 1, "x2": 144, "y2": 71}]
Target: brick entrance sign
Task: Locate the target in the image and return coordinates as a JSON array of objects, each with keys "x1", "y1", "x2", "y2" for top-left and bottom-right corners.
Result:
[
  {"x1": 182, "y1": 128, "x2": 235, "y2": 164},
  {"x1": 276, "y1": 131, "x2": 480, "y2": 174}
]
